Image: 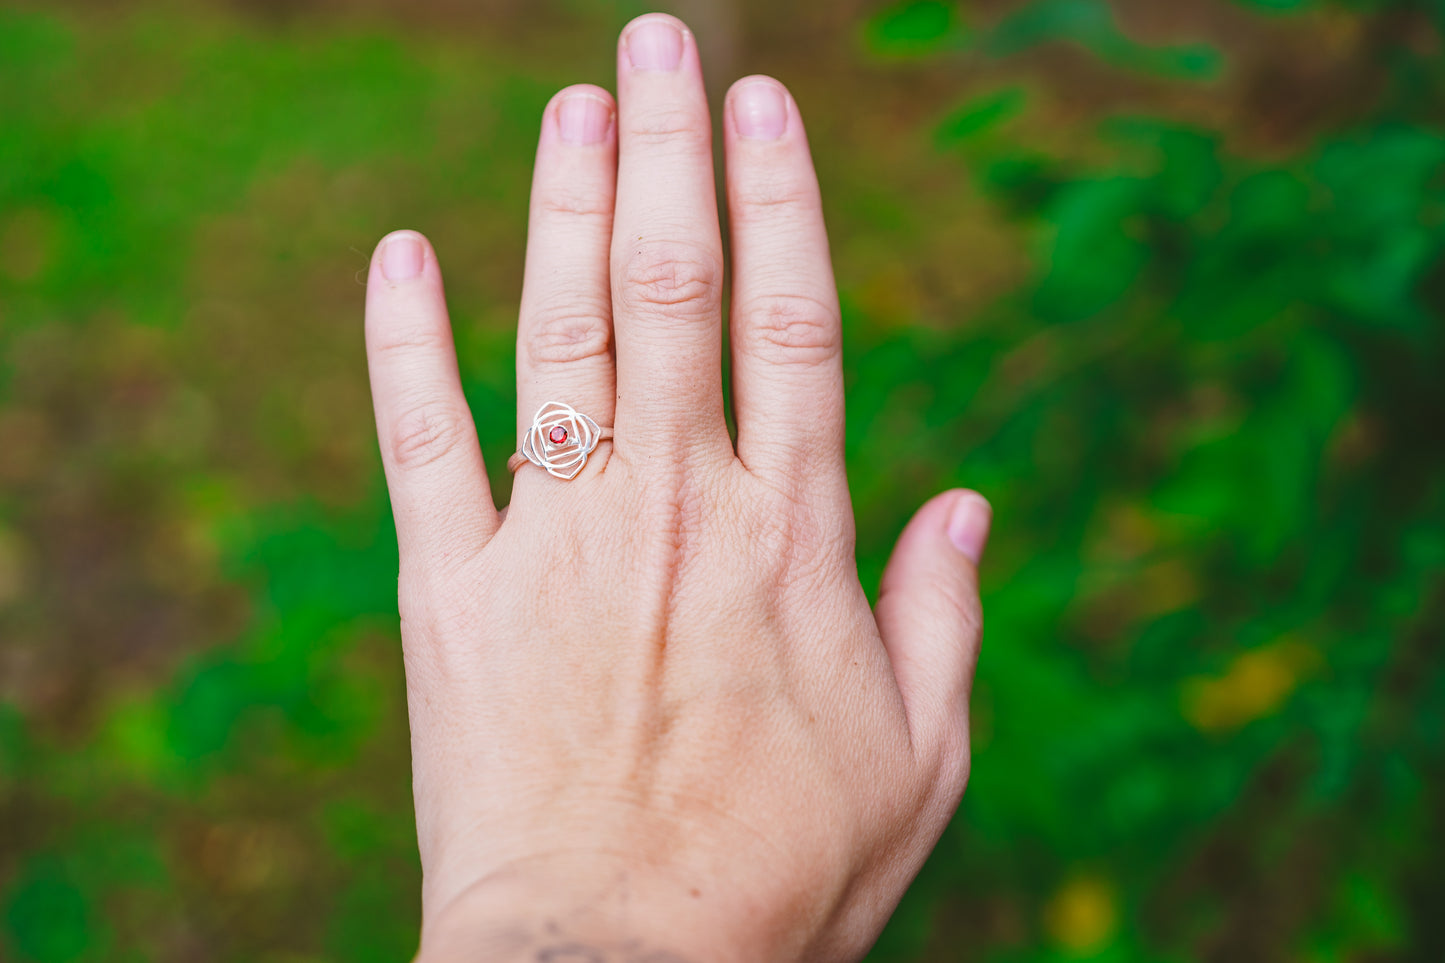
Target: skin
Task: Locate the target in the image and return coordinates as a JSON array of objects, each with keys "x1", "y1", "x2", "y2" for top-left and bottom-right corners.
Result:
[{"x1": 363, "y1": 13, "x2": 991, "y2": 963}]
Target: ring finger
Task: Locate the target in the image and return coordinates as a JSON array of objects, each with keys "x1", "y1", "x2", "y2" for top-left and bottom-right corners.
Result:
[{"x1": 514, "y1": 84, "x2": 619, "y2": 481}]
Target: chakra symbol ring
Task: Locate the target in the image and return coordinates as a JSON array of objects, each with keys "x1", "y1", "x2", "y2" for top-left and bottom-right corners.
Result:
[{"x1": 507, "y1": 401, "x2": 612, "y2": 480}]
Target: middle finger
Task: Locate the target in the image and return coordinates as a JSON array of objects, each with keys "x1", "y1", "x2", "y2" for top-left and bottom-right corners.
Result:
[{"x1": 610, "y1": 14, "x2": 730, "y2": 461}]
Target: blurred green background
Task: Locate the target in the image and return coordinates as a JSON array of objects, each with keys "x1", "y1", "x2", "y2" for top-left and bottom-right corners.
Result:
[{"x1": 2, "y1": 0, "x2": 1443, "y2": 960}]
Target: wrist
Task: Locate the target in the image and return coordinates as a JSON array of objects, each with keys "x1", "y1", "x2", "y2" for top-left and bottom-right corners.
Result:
[{"x1": 415, "y1": 852, "x2": 794, "y2": 963}]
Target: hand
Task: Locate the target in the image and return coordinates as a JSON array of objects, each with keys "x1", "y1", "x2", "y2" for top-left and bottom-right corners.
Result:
[{"x1": 363, "y1": 12, "x2": 990, "y2": 962}]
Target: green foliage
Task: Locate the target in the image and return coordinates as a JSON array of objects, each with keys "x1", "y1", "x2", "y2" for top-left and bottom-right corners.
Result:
[
  {"x1": 935, "y1": 88, "x2": 1029, "y2": 146},
  {"x1": 855, "y1": 5, "x2": 1445, "y2": 959},
  {"x1": 867, "y1": 0, "x2": 1223, "y2": 78},
  {"x1": 1, "y1": 1, "x2": 1442, "y2": 962},
  {"x1": 5, "y1": 858, "x2": 94, "y2": 963},
  {"x1": 1232, "y1": 0, "x2": 1312, "y2": 11},
  {"x1": 983, "y1": 0, "x2": 1223, "y2": 79},
  {"x1": 865, "y1": 0, "x2": 969, "y2": 57}
]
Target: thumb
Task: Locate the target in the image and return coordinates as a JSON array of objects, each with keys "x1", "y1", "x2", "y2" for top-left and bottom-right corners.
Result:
[{"x1": 874, "y1": 489, "x2": 990, "y2": 758}]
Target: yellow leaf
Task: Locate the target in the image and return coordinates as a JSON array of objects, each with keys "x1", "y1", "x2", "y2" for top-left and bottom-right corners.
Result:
[
  {"x1": 1182, "y1": 638, "x2": 1320, "y2": 732},
  {"x1": 1044, "y1": 873, "x2": 1117, "y2": 953}
]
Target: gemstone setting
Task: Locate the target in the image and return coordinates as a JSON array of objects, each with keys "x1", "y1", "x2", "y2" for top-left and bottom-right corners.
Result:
[{"x1": 519, "y1": 401, "x2": 604, "y2": 480}]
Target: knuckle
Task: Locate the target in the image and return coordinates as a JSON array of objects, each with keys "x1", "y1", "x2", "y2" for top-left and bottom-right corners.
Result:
[
  {"x1": 899, "y1": 569, "x2": 974, "y2": 628},
  {"x1": 398, "y1": 571, "x2": 483, "y2": 661},
  {"x1": 372, "y1": 327, "x2": 447, "y2": 363},
  {"x1": 390, "y1": 400, "x2": 473, "y2": 470},
  {"x1": 525, "y1": 303, "x2": 612, "y2": 365},
  {"x1": 536, "y1": 191, "x2": 613, "y2": 221},
  {"x1": 931, "y1": 726, "x2": 972, "y2": 801},
  {"x1": 748, "y1": 510, "x2": 798, "y2": 579},
  {"x1": 737, "y1": 292, "x2": 841, "y2": 364},
  {"x1": 735, "y1": 179, "x2": 815, "y2": 217},
  {"x1": 618, "y1": 240, "x2": 720, "y2": 316},
  {"x1": 627, "y1": 107, "x2": 710, "y2": 151},
  {"x1": 743, "y1": 489, "x2": 833, "y2": 586},
  {"x1": 908, "y1": 677, "x2": 973, "y2": 798}
]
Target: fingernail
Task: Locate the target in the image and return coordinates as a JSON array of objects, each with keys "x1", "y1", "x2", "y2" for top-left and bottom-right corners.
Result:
[
  {"x1": 557, "y1": 92, "x2": 613, "y2": 145},
  {"x1": 626, "y1": 18, "x2": 684, "y2": 71},
  {"x1": 733, "y1": 81, "x2": 788, "y2": 140},
  {"x1": 946, "y1": 492, "x2": 991, "y2": 564},
  {"x1": 380, "y1": 233, "x2": 424, "y2": 281}
]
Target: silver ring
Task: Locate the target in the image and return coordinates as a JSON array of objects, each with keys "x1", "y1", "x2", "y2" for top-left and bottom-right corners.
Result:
[{"x1": 507, "y1": 401, "x2": 612, "y2": 480}]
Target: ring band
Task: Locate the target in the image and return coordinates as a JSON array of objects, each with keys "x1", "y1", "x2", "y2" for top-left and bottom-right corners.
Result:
[{"x1": 508, "y1": 401, "x2": 612, "y2": 480}]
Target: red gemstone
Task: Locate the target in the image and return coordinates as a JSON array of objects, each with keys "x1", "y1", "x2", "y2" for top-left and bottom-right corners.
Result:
[{"x1": 548, "y1": 425, "x2": 569, "y2": 445}]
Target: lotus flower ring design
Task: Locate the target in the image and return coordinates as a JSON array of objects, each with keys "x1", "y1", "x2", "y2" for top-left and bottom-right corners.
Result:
[{"x1": 507, "y1": 401, "x2": 612, "y2": 480}]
